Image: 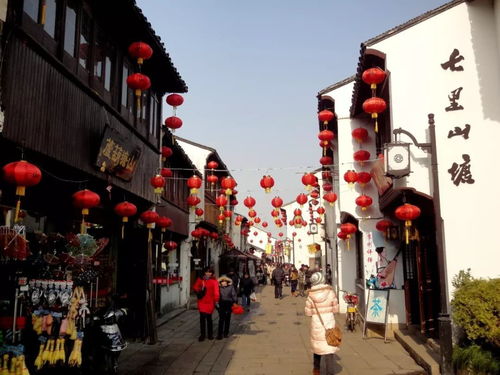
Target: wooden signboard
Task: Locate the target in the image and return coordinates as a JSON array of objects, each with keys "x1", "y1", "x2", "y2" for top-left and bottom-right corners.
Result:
[
  {"x1": 95, "y1": 126, "x2": 142, "y2": 181},
  {"x1": 363, "y1": 289, "x2": 390, "y2": 342}
]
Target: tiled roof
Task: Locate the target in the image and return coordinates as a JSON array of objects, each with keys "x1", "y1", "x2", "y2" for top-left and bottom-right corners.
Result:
[{"x1": 317, "y1": 76, "x2": 355, "y2": 97}]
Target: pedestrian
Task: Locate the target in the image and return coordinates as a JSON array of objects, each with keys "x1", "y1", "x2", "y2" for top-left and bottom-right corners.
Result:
[
  {"x1": 226, "y1": 268, "x2": 240, "y2": 295},
  {"x1": 290, "y1": 265, "x2": 299, "y2": 296},
  {"x1": 305, "y1": 272, "x2": 339, "y2": 375},
  {"x1": 216, "y1": 275, "x2": 237, "y2": 339},
  {"x1": 326, "y1": 264, "x2": 332, "y2": 285},
  {"x1": 269, "y1": 263, "x2": 276, "y2": 285},
  {"x1": 240, "y1": 272, "x2": 254, "y2": 310},
  {"x1": 305, "y1": 265, "x2": 313, "y2": 291},
  {"x1": 298, "y1": 265, "x2": 306, "y2": 297},
  {"x1": 193, "y1": 267, "x2": 220, "y2": 341},
  {"x1": 271, "y1": 263, "x2": 286, "y2": 299}
]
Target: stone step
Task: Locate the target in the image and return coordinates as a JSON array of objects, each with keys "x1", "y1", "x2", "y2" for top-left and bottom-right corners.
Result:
[{"x1": 395, "y1": 329, "x2": 441, "y2": 375}]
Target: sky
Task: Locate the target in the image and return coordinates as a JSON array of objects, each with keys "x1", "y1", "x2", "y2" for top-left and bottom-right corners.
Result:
[{"x1": 136, "y1": 0, "x2": 451, "y2": 231}]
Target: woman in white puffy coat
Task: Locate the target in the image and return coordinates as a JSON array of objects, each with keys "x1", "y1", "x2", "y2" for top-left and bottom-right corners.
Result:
[{"x1": 305, "y1": 272, "x2": 339, "y2": 375}]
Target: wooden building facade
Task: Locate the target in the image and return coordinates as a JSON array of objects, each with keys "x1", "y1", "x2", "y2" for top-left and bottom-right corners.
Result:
[{"x1": 0, "y1": 0, "x2": 188, "y2": 340}]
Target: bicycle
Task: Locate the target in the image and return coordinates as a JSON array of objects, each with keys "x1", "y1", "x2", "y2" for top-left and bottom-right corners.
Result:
[{"x1": 342, "y1": 290, "x2": 359, "y2": 332}]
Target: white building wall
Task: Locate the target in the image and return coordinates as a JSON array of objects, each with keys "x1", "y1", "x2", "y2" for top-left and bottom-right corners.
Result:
[{"x1": 370, "y1": 0, "x2": 500, "y2": 293}]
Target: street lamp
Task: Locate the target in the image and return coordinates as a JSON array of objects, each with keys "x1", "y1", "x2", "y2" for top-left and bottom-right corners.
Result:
[{"x1": 383, "y1": 114, "x2": 452, "y2": 375}]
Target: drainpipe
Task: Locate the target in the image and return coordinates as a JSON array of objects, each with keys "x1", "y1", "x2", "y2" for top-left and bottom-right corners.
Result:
[{"x1": 428, "y1": 114, "x2": 453, "y2": 375}]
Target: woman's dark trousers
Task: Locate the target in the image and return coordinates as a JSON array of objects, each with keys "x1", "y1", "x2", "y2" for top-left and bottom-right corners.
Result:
[{"x1": 199, "y1": 312, "x2": 213, "y2": 339}]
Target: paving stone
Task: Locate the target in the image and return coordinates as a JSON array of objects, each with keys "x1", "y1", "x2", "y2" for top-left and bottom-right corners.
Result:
[{"x1": 119, "y1": 284, "x2": 424, "y2": 374}]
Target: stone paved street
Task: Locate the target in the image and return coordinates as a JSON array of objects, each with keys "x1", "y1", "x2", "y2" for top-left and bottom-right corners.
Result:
[{"x1": 119, "y1": 285, "x2": 425, "y2": 375}]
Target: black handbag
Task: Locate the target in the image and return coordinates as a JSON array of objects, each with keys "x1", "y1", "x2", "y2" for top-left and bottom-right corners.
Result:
[{"x1": 196, "y1": 282, "x2": 206, "y2": 299}]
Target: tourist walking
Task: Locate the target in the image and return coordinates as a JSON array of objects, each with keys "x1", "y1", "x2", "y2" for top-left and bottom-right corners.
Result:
[
  {"x1": 305, "y1": 265, "x2": 313, "y2": 291},
  {"x1": 216, "y1": 275, "x2": 237, "y2": 339},
  {"x1": 298, "y1": 265, "x2": 306, "y2": 297},
  {"x1": 290, "y1": 265, "x2": 299, "y2": 296},
  {"x1": 226, "y1": 268, "x2": 240, "y2": 295},
  {"x1": 239, "y1": 272, "x2": 254, "y2": 310},
  {"x1": 271, "y1": 263, "x2": 286, "y2": 299},
  {"x1": 193, "y1": 267, "x2": 220, "y2": 341},
  {"x1": 305, "y1": 272, "x2": 339, "y2": 375}
]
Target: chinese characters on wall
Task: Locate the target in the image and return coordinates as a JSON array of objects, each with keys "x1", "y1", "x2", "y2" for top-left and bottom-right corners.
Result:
[{"x1": 441, "y1": 49, "x2": 475, "y2": 186}]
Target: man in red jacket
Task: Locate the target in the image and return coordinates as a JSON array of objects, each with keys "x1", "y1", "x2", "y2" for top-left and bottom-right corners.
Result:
[{"x1": 193, "y1": 267, "x2": 220, "y2": 341}]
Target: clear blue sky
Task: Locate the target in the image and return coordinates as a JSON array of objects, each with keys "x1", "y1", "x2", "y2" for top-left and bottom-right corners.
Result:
[{"x1": 136, "y1": 0, "x2": 450, "y2": 229}]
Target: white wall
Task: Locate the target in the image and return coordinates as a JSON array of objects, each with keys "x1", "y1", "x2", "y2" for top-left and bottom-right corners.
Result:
[{"x1": 371, "y1": 0, "x2": 500, "y2": 294}]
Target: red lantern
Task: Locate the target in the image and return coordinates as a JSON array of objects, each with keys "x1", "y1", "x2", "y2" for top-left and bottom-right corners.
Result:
[
  {"x1": 322, "y1": 183, "x2": 333, "y2": 192},
  {"x1": 320, "y1": 156, "x2": 333, "y2": 166},
  {"x1": 340, "y1": 223, "x2": 357, "y2": 237},
  {"x1": 217, "y1": 213, "x2": 225, "y2": 224},
  {"x1": 352, "y1": 127, "x2": 368, "y2": 143},
  {"x1": 294, "y1": 209, "x2": 302, "y2": 216},
  {"x1": 230, "y1": 199, "x2": 238, "y2": 206},
  {"x1": 323, "y1": 192, "x2": 337, "y2": 206},
  {"x1": 216, "y1": 195, "x2": 228, "y2": 210},
  {"x1": 114, "y1": 201, "x2": 137, "y2": 223},
  {"x1": 260, "y1": 175, "x2": 275, "y2": 193},
  {"x1": 221, "y1": 176, "x2": 237, "y2": 195},
  {"x1": 187, "y1": 175, "x2": 202, "y2": 194},
  {"x1": 166, "y1": 93, "x2": 184, "y2": 107},
  {"x1": 207, "y1": 161, "x2": 219, "y2": 170},
  {"x1": 337, "y1": 231, "x2": 347, "y2": 240},
  {"x1": 262, "y1": 221, "x2": 268, "y2": 228},
  {"x1": 248, "y1": 209, "x2": 257, "y2": 218},
  {"x1": 224, "y1": 210, "x2": 232, "y2": 220},
  {"x1": 318, "y1": 130, "x2": 335, "y2": 143},
  {"x1": 114, "y1": 201, "x2": 137, "y2": 238},
  {"x1": 317, "y1": 207, "x2": 325, "y2": 215},
  {"x1": 296, "y1": 193, "x2": 308, "y2": 206},
  {"x1": 140, "y1": 210, "x2": 159, "y2": 229},
  {"x1": 244, "y1": 196, "x2": 256, "y2": 209},
  {"x1": 322, "y1": 171, "x2": 332, "y2": 180},
  {"x1": 150, "y1": 174, "x2": 165, "y2": 194},
  {"x1": 355, "y1": 195, "x2": 373, "y2": 211},
  {"x1": 292, "y1": 232, "x2": 297, "y2": 237},
  {"x1": 301, "y1": 173, "x2": 316, "y2": 191},
  {"x1": 254, "y1": 217, "x2": 261, "y2": 224},
  {"x1": 271, "y1": 196, "x2": 283, "y2": 211},
  {"x1": 318, "y1": 110, "x2": 335, "y2": 125},
  {"x1": 362, "y1": 67, "x2": 386, "y2": 90},
  {"x1": 278, "y1": 232, "x2": 283, "y2": 237},
  {"x1": 156, "y1": 216, "x2": 173, "y2": 232},
  {"x1": 195, "y1": 207, "x2": 204, "y2": 217},
  {"x1": 127, "y1": 73, "x2": 151, "y2": 110},
  {"x1": 376, "y1": 219, "x2": 393, "y2": 240},
  {"x1": 357, "y1": 172, "x2": 372, "y2": 186},
  {"x1": 362, "y1": 97, "x2": 387, "y2": 133},
  {"x1": 353, "y1": 150, "x2": 371, "y2": 164},
  {"x1": 164, "y1": 241, "x2": 177, "y2": 252},
  {"x1": 73, "y1": 189, "x2": 100, "y2": 216},
  {"x1": 161, "y1": 146, "x2": 173, "y2": 160},
  {"x1": 315, "y1": 217, "x2": 322, "y2": 224},
  {"x1": 206, "y1": 174, "x2": 218, "y2": 187},
  {"x1": 310, "y1": 190, "x2": 319, "y2": 199},
  {"x1": 274, "y1": 218, "x2": 282, "y2": 226},
  {"x1": 3, "y1": 160, "x2": 42, "y2": 222},
  {"x1": 395, "y1": 203, "x2": 421, "y2": 244},
  {"x1": 128, "y1": 42, "x2": 153, "y2": 65},
  {"x1": 164, "y1": 116, "x2": 183, "y2": 130},
  {"x1": 160, "y1": 168, "x2": 173, "y2": 178},
  {"x1": 186, "y1": 195, "x2": 201, "y2": 208}
]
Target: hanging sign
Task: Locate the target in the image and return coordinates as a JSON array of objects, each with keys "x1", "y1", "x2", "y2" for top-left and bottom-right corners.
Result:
[{"x1": 96, "y1": 126, "x2": 142, "y2": 181}]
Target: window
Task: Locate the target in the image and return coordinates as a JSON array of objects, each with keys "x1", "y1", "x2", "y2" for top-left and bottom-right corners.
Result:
[
  {"x1": 149, "y1": 94, "x2": 158, "y2": 134},
  {"x1": 23, "y1": 0, "x2": 39, "y2": 21},
  {"x1": 79, "y1": 11, "x2": 91, "y2": 69},
  {"x1": 104, "y1": 55, "x2": 112, "y2": 91},
  {"x1": 64, "y1": 1, "x2": 77, "y2": 56},
  {"x1": 43, "y1": 0, "x2": 57, "y2": 38},
  {"x1": 94, "y1": 30, "x2": 105, "y2": 81},
  {"x1": 121, "y1": 63, "x2": 133, "y2": 109}
]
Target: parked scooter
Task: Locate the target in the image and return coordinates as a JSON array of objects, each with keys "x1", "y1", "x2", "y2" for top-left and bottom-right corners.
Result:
[
  {"x1": 84, "y1": 302, "x2": 128, "y2": 374},
  {"x1": 341, "y1": 290, "x2": 359, "y2": 332}
]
